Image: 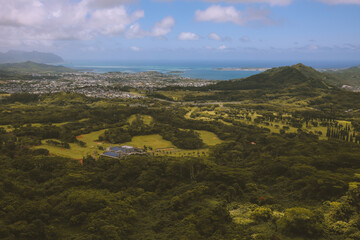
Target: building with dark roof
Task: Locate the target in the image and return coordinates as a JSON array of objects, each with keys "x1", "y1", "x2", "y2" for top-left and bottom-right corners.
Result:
[{"x1": 101, "y1": 145, "x2": 145, "y2": 159}]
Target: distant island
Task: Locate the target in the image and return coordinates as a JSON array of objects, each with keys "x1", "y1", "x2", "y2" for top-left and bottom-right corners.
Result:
[
  {"x1": 0, "y1": 50, "x2": 64, "y2": 64},
  {"x1": 214, "y1": 67, "x2": 271, "y2": 72}
]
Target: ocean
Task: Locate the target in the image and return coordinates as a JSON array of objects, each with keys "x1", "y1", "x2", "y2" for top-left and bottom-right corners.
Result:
[{"x1": 63, "y1": 60, "x2": 360, "y2": 81}]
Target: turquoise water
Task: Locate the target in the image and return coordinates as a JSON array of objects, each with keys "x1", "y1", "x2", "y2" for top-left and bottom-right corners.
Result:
[{"x1": 64, "y1": 60, "x2": 360, "y2": 81}]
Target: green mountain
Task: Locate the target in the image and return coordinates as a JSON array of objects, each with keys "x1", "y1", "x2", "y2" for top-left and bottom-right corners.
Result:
[
  {"x1": 211, "y1": 63, "x2": 335, "y2": 91},
  {"x1": 324, "y1": 65, "x2": 360, "y2": 86},
  {"x1": 181, "y1": 63, "x2": 360, "y2": 111},
  {"x1": 0, "y1": 50, "x2": 63, "y2": 64},
  {"x1": 0, "y1": 61, "x2": 76, "y2": 74}
]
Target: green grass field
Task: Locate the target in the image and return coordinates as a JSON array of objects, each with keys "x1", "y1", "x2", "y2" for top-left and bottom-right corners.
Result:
[
  {"x1": 123, "y1": 134, "x2": 174, "y2": 149},
  {"x1": 33, "y1": 128, "x2": 220, "y2": 159},
  {"x1": 185, "y1": 106, "x2": 358, "y2": 141},
  {"x1": 123, "y1": 134, "x2": 210, "y2": 157},
  {"x1": 196, "y1": 130, "x2": 223, "y2": 146},
  {"x1": 35, "y1": 129, "x2": 109, "y2": 160}
]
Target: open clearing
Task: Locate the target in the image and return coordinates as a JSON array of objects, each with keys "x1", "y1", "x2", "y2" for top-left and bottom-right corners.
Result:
[
  {"x1": 35, "y1": 129, "x2": 109, "y2": 160},
  {"x1": 123, "y1": 134, "x2": 210, "y2": 157},
  {"x1": 196, "y1": 130, "x2": 223, "y2": 146},
  {"x1": 34, "y1": 128, "x2": 222, "y2": 159},
  {"x1": 123, "y1": 134, "x2": 174, "y2": 149}
]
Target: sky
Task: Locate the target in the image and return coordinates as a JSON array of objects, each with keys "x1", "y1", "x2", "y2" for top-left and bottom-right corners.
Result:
[{"x1": 0, "y1": 0, "x2": 359, "y2": 62}]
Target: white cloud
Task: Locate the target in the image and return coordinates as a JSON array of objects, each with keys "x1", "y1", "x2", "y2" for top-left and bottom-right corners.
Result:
[
  {"x1": 208, "y1": 32, "x2": 222, "y2": 41},
  {"x1": 151, "y1": 16, "x2": 175, "y2": 37},
  {"x1": 130, "y1": 46, "x2": 141, "y2": 51},
  {"x1": 86, "y1": 0, "x2": 138, "y2": 9},
  {"x1": 316, "y1": 0, "x2": 360, "y2": 4},
  {"x1": 178, "y1": 32, "x2": 200, "y2": 41},
  {"x1": 126, "y1": 23, "x2": 147, "y2": 38},
  {"x1": 218, "y1": 45, "x2": 227, "y2": 50},
  {"x1": 125, "y1": 16, "x2": 175, "y2": 39},
  {"x1": 0, "y1": 0, "x2": 175, "y2": 48},
  {"x1": 196, "y1": 5, "x2": 244, "y2": 24},
  {"x1": 0, "y1": 0, "x2": 144, "y2": 41},
  {"x1": 195, "y1": 5, "x2": 271, "y2": 26},
  {"x1": 90, "y1": 7, "x2": 144, "y2": 35},
  {"x1": 0, "y1": 0, "x2": 46, "y2": 27}
]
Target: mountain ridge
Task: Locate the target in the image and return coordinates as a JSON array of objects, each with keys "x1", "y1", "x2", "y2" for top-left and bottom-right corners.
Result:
[
  {"x1": 0, "y1": 50, "x2": 63, "y2": 64},
  {"x1": 210, "y1": 63, "x2": 337, "y2": 91},
  {"x1": 0, "y1": 61, "x2": 76, "y2": 74},
  {"x1": 324, "y1": 65, "x2": 360, "y2": 86}
]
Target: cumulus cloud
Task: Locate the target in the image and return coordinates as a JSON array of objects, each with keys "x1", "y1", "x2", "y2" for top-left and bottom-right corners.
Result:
[
  {"x1": 125, "y1": 16, "x2": 175, "y2": 38},
  {"x1": 151, "y1": 16, "x2": 175, "y2": 37},
  {"x1": 0, "y1": 0, "x2": 175, "y2": 48},
  {"x1": 208, "y1": 32, "x2": 222, "y2": 41},
  {"x1": 86, "y1": 0, "x2": 138, "y2": 9},
  {"x1": 178, "y1": 32, "x2": 200, "y2": 40},
  {"x1": 126, "y1": 23, "x2": 147, "y2": 38},
  {"x1": 195, "y1": 5, "x2": 272, "y2": 26},
  {"x1": 90, "y1": 7, "x2": 144, "y2": 35},
  {"x1": 0, "y1": 0, "x2": 47, "y2": 27},
  {"x1": 0, "y1": 0, "x2": 144, "y2": 43}
]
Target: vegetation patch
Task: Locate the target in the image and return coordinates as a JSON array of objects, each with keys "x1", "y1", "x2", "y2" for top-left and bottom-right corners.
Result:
[
  {"x1": 123, "y1": 134, "x2": 174, "y2": 149},
  {"x1": 35, "y1": 129, "x2": 109, "y2": 159},
  {"x1": 127, "y1": 114, "x2": 153, "y2": 125},
  {"x1": 195, "y1": 130, "x2": 223, "y2": 146}
]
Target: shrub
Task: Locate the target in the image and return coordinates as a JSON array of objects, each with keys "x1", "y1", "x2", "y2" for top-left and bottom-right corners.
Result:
[
  {"x1": 277, "y1": 207, "x2": 322, "y2": 237},
  {"x1": 251, "y1": 207, "x2": 272, "y2": 222}
]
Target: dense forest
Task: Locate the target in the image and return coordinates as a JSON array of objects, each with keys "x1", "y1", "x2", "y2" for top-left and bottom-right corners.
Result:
[{"x1": 1, "y1": 90, "x2": 360, "y2": 239}]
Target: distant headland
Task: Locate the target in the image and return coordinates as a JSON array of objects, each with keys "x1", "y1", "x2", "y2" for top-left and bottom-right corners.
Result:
[{"x1": 213, "y1": 67, "x2": 271, "y2": 72}]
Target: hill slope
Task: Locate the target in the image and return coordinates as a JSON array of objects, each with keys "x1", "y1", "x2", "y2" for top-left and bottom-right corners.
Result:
[
  {"x1": 324, "y1": 65, "x2": 360, "y2": 86},
  {"x1": 0, "y1": 61, "x2": 76, "y2": 74},
  {"x1": 211, "y1": 63, "x2": 336, "y2": 91},
  {"x1": 0, "y1": 50, "x2": 63, "y2": 64}
]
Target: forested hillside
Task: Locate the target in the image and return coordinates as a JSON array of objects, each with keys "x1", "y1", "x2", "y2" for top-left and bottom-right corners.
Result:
[{"x1": 1, "y1": 92, "x2": 360, "y2": 239}]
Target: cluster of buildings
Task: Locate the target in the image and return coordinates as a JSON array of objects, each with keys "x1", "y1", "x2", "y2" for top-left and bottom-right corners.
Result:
[
  {"x1": 101, "y1": 145, "x2": 146, "y2": 159},
  {"x1": 0, "y1": 71, "x2": 214, "y2": 98}
]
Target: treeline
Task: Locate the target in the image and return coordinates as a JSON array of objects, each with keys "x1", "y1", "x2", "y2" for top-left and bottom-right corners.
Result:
[{"x1": 45, "y1": 140, "x2": 70, "y2": 149}]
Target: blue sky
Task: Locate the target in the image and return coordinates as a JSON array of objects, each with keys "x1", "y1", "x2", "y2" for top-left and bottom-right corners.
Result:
[{"x1": 0, "y1": 0, "x2": 359, "y2": 62}]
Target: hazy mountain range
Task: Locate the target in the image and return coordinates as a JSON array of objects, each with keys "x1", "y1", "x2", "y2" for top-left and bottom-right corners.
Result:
[
  {"x1": 0, "y1": 50, "x2": 63, "y2": 64},
  {"x1": 0, "y1": 61, "x2": 76, "y2": 74}
]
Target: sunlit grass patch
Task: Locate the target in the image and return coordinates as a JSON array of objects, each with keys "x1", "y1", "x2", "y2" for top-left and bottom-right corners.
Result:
[
  {"x1": 123, "y1": 134, "x2": 174, "y2": 149},
  {"x1": 196, "y1": 130, "x2": 223, "y2": 146},
  {"x1": 35, "y1": 129, "x2": 109, "y2": 159}
]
